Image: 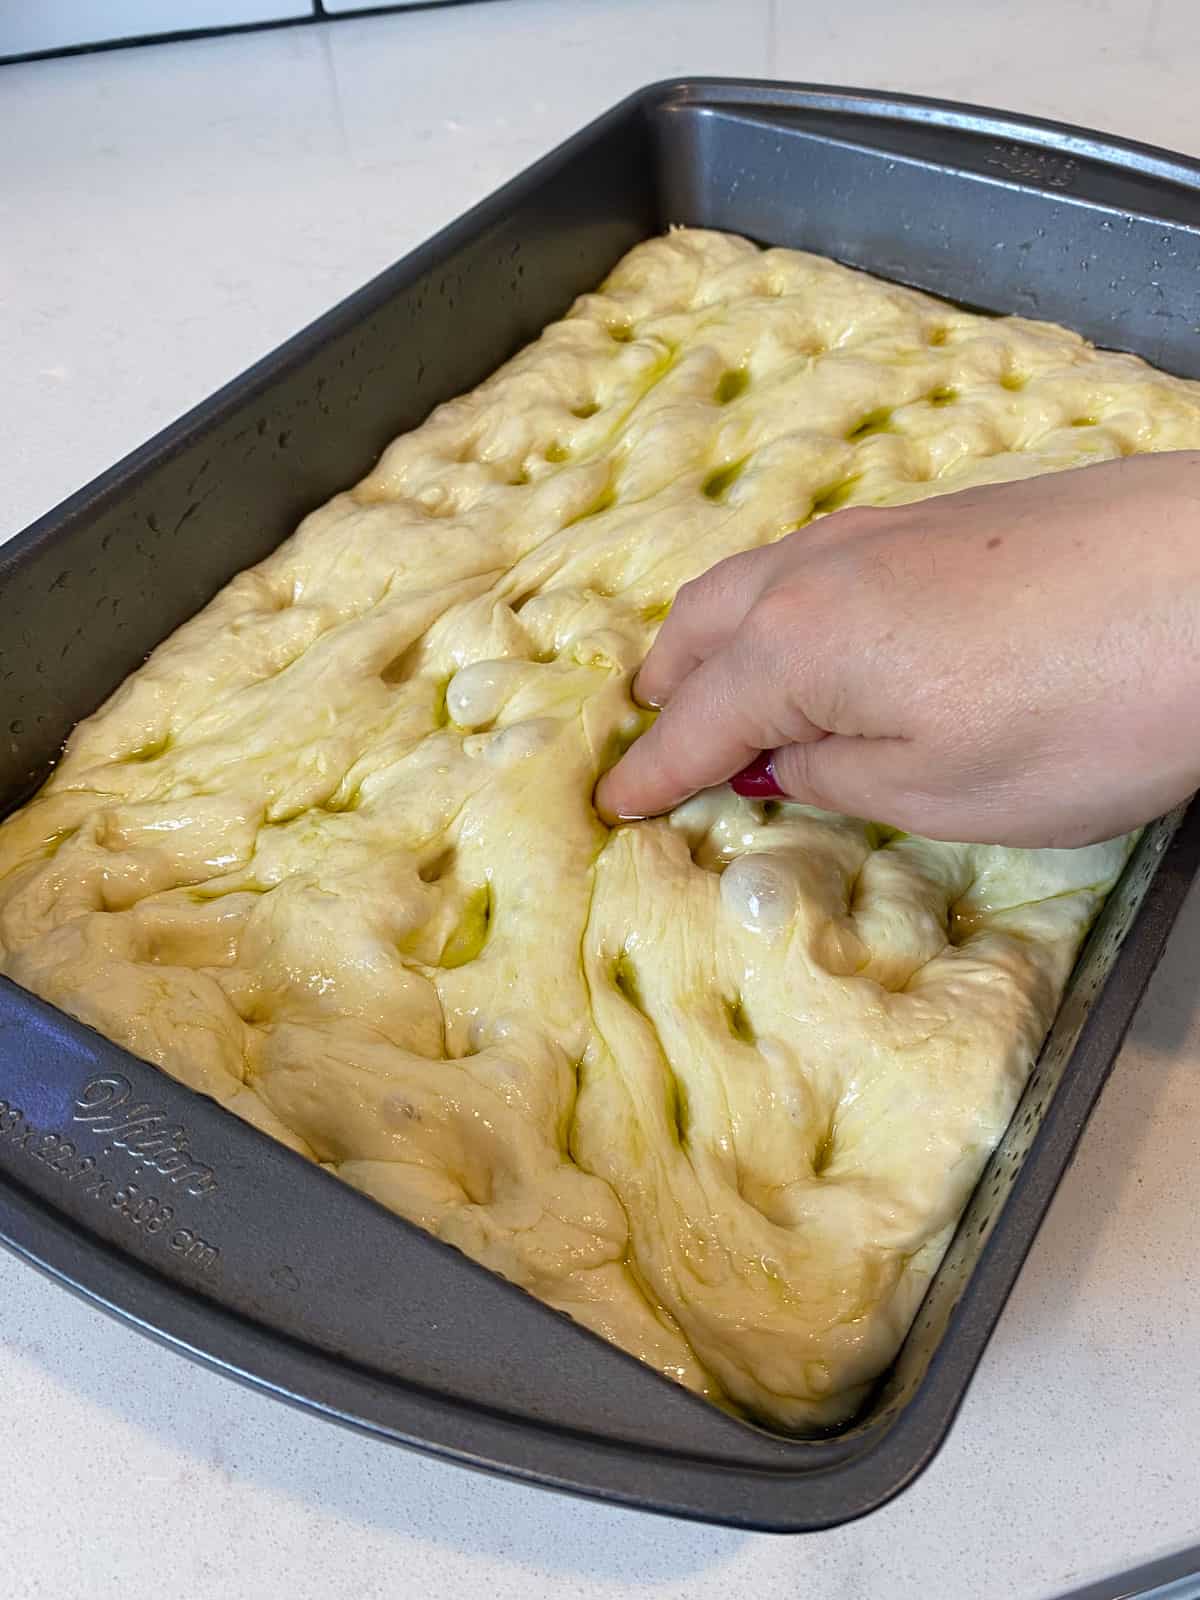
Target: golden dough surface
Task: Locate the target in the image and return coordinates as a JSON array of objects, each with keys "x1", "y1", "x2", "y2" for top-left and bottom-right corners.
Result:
[{"x1": 2, "y1": 227, "x2": 1195, "y2": 1427}]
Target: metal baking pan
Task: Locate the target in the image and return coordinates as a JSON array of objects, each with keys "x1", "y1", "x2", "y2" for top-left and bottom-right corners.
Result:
[{"x1": 2, "y1": 79, "x2": 1199, "y2": 1533}]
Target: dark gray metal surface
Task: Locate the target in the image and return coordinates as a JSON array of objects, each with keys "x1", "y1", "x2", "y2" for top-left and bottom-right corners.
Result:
[
  {"x1": 1, "y1": 80, "x2": 1198, "y2": 1532},
  {"x1": 1058, "y1": 1545, "x2": 1200, "y2": 1600}
]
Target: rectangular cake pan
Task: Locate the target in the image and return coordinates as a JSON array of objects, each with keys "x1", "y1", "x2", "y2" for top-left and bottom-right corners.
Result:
[{"x1": 2, "y1": 80, "x2": 1199, "y2": 1534}]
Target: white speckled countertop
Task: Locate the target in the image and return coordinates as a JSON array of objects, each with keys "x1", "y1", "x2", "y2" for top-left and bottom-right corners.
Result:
[{"x1": 2, "y1": 4, "x2": 1200, "y2": 1597}]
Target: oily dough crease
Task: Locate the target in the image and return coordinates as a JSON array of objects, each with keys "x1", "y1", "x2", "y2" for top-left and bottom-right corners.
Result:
[{"x1": 2, "y1": 227, "x2": 1196, "y2": 1429}]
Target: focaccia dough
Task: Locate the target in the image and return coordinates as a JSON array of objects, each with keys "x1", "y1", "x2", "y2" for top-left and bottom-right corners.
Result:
[{"x1": 3, "y1": 228, "x2": 1195, "y2": 1428}]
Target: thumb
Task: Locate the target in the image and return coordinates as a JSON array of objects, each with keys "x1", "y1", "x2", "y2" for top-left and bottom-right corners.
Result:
[{"x1": 769, "y1": 736, "x2": 932, "y2": 834}]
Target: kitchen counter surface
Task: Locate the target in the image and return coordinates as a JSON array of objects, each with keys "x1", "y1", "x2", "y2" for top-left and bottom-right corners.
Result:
[{"x1": 2, "y1": 4, "x2": 1199, "y2": 1597}]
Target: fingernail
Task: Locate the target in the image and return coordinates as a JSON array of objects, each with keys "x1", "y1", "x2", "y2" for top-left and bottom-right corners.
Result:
[
  {"x1": 632, "y1": 680, "x2": 663, "y2": 710},
  {"x1": 594, "y1": 774, "x2": 639, "y2": 826},
  {"x1": 730, "y1": 750, "x2": 784, "y2": 799},
  {"x1": 594, "y1": 804, "x2": 646, "y2": 825}
]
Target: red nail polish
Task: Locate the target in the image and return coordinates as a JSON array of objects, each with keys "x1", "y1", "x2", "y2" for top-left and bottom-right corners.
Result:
[{"x1": 730, "y1": 750, "x2": 784, "y2": 799}]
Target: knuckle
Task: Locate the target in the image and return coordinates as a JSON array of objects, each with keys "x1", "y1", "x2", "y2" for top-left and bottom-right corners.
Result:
[
  {"x1": 744, "y1": 585, "x2": 800, "y2": 640},
  {"x1": 673, "y1": 569, "x2": 718, "y2": 614},
  {"x1": 827, "y1": 503, "x2": 885, "y2": 529},
  {"x1": 808, "y1": 502, "x2": 888, "y2": 548},
  {"x1": 678, "y1": 547, "x2": 760, "y2": 612}
]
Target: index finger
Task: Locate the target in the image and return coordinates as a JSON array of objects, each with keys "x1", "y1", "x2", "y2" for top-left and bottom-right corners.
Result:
[
  {"x1": 596, "y1": 616, "x2": 827, "y2": 820},
  {"x1": 633, "y1": 545, "x2": 775, "y2": 709}
]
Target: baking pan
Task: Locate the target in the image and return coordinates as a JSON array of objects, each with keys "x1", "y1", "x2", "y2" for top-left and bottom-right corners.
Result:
[{"x1": 2, "y1": 80, "x2": 1199, "y2": 1533}]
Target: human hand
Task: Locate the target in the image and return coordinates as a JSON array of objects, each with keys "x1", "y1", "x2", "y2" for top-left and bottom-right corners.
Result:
[{"x1": 595, "y1": 453, "x2": 1200, "y2": 847}]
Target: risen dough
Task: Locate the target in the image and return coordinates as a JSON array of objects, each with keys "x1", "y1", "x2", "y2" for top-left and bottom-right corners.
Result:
[{"x1": 3, "y1": 228, "x2": 1194, "y2": 1428}]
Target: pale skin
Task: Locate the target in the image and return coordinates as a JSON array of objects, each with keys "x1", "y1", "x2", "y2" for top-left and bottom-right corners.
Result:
[{"x1": 595, "y1": 452, "x2": 1200, "y2": 848}]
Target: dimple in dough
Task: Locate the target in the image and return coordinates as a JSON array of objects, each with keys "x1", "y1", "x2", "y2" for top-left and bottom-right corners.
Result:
[{"x1": 3, "y1": 227, "x2": 1195, "y2": 1429}]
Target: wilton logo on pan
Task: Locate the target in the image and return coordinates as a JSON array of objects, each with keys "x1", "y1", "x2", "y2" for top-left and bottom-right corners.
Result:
[
  {"x1": 72, "y1": 1074, "x2": 218, "y2": 1195},
  {"x1": 985, "y1": 141, "x2": 1079, "y2": 191}
]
